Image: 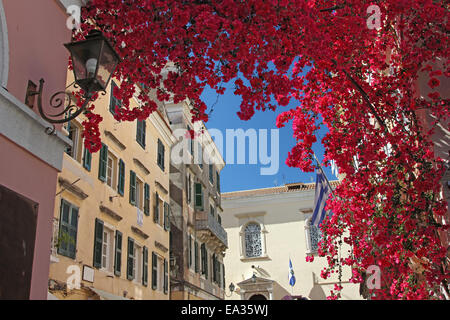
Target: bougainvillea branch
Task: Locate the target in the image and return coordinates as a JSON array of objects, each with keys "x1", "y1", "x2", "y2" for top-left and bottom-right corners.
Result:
[{"x1": 77, "y1": 0, "x2": 449, "y2": 299}]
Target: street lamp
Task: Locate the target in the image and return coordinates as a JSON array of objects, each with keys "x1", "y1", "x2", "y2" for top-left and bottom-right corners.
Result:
[
  {"x1": 225, "y1": 282, "x2": 235, "y2": 297},
  {"x1": 27, "y1": 30, "x2": 120, "y2": 130}
]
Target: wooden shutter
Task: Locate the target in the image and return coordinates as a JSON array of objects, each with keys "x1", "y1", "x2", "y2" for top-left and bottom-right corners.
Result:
[
  {"x1": 98, "y1": 143, "x2": 108, "y2": 182},
  {"x1": 114, "y1": 230, "x2": 122, "y2": 276},
  {"x1": 188, "y1": 235, "x2": 192, "y2": 268},
  {"x1": 58, "y1": 200, "x2": 78, "y2": 259},
  {"x1": 164, "y1": 259, "x2": 168, "y2": 294},
  {"x1": 201, "y1": 244, "x2": 206, "y2": 275},
  {"x1": 93, "y1": 218, "x2": 103, "y2": 268},
  {"x1": 216, "y1": 171, "x2": 220, "y2": 193},
  {"x1": 157, "y1": 139, "x2": 165, "y2": 171},
  {"x1": 152, "y1": 252, "x2": 157, "y2": 290},
  {"x1": 117, "y1": 159, "x2": 125, "y2": 196},
  {"x1": 142, "y1": 246, "x2": 148, "y2": 286},
  {"x1": 144, "y1": 183, "x2": 150, "y2": 216},
  {"x1": 129, "y1": 170, "x2": 136, "y2": 205},
  {"x1": 194, "y1": 183, "x2": 203, "y2": 209},
  {"x1": 83, "y1": 147, "x2": 92, "y2": 171},
  {"x1": 163, "y1": 202, "x2": 170, "y2": 231},
  {"x1": 109, "y1": 81, "x2": 121, "y2": 115},
  {"x1": 68, "y1": 206, "x2": 79, "y2": 259},
  {"x1": 194, "y1": 241, "x2": 199, "y2": 273},
  {"x1": 154, "y1": 192, "x2": 160, "y2": 223},
  {"x1": 127, "y1": 238, "x2": 134, "y2": 280},
  {"x1": 136, "y1": 120, "x2": 146, "y2": 148}
]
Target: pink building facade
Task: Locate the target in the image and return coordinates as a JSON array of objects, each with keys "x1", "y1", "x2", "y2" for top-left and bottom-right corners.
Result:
[{"x1": 0, "y1": 0, "x2": 84, "y2": 299}]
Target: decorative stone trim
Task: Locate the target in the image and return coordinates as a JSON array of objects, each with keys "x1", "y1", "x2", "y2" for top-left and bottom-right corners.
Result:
[
  {"x1": 58, "y1": 177, "x2": 88, "y2": 199},
  {"x1": 155, "y1": 240, "x2": 168, "y2": 253},
  {"x1": 131, "y1": 226, "x2": 149, "y2": 239},
  {"x1": 99, "y1": 205, "x2": 122, "y2": 221},
  {"x1": 155, "y1": 180, "x2": 168, "y2": 194},
  {"x1": 133, "y1": 158, "x2": 150, "y2": 175},
  {"x1": 104, "y1": 130, "x2": 126, "y2": 150}
]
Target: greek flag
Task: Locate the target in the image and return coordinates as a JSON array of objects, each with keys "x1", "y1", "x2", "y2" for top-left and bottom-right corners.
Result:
[
  {"x1": 311, "y1": 171, "x2": 331, "y2": 227},
  {"x1": 289, "y1": 259, "x2": 296, "y2": 287}
]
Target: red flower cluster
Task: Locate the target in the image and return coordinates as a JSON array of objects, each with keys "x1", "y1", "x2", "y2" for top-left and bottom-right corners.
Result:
[{"x1": 77, "y1": 0, "x2": 449, "y2": 299}]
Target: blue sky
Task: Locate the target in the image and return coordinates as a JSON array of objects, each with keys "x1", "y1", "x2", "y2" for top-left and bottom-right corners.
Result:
[{"x1": 201, "y1": 83, "x2": 337, "y2": 193}]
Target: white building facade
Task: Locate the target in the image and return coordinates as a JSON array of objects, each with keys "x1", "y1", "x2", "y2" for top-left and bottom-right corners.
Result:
[{"x1": 222, "y1": 182, "x2": 362, "y2": 300}]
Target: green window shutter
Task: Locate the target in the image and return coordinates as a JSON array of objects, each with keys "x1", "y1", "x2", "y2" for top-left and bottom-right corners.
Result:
[
  {"x1": 58, "y1": 199, "x2": 78, "y2": 259},
  {"x1": 201, "y1": 244, "x2": 205, "y2": 275},
  {"x1": 114, "y1": 230, "x2": 122, "y2": 276},
  {"x1": 143, "y1": 246, "x2": 148, "y2": 286},
  {"x1": 144, "y1": 183, "x2": 150, "y2": 216},
  {"x1": 157, "y1": 139, "x2": 165, "y2": 171},
  {"x1": 136, "y1": 120, "x2": 146, "y2": 148},
  {"x1": 188, "y1": 235, "x2": 192, "y2": 268},
  {"x1": 83, "y1": 147, "x2": 92, "y2": 171},
  {"x1": 152, "y1": 252, "x2": 157, "y2": 290},
  {"x1": 109, "y1": 81, "x2": 121, "y2": 115},
  {"x1": 194, "y1": 241, "x2": 199, "y2": 273},
  {"x1": 129, "y1": 170, "x2": 136, "y2": 206},
  {"x1": 164, "y1": 259, "x2": 168, "y2": 294},
  {"x1": 98, "y1": 143, "x2": 108, "y2": 182},
  {"x1": 154, "y1": 192, "x2": 160, "y2": 223},
  {"x1": 216, "y1": 172, "x2": 220, "y2": 193},
  {"x1": 205, "y1": 251, "x2": 208, "y2": 280},
  {"x1": 127, "y1": 238, "x2": 135, "y2": 280},
  {"x1": 212, "y1": 254, "x2": 217, "y2": 283},
  {"x1": 209, "y1": 164, "x2": 214, "y2": 183},
  {"x1": 117, "y1": 159, "x2": 125, "y2": 196},
  {"x1": 93, "y1": 218, "x2": 103, "y2": 268},
  {"x1": 194, "y1": 183, "x2": 203, "y2": 209},
  {"x1": 163, "y1": 202, "x2": 170, "y2": 231}
]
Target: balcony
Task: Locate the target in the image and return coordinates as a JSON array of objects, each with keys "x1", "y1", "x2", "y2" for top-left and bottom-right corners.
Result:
[{"x1": 195, "y1": 211, "x2": 228, "y2": 250}]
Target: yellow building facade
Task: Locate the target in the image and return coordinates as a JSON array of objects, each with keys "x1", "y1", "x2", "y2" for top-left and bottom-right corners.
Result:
[{"x1": 48, "y1": 75, "x2": 176, "y2": 300}]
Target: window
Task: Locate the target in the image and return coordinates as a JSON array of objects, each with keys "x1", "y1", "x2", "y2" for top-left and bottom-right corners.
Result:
[
  {"x1": 194, "y1": 183, "x2": 203, "y2": 210},
  {"x1": 109, "y1": 81, "x2": 122, "y2": 115},
  {"x1": 209, "y1": 164, "x2": 214, "y2": 184},
  {"x1": 101, "y1": 226, "x2": 114, "y2": 272},
  {"x1": 58, "y1": 199, "x2": 79, "y2": 259},
  {"x1": 188, "y1": 234, "x2": 193, "y2": 270},
  {"x1": 217, "y1": 215, "x2": 222, "y2": 226},
  {"x1": 65, "y1": 121, "x2": 83, "y2": 162},
  {"x1": 136, "y1": 120, "x2": 146, "y2": 148},
  {"x1": 127, "y1": 238, "x2": 148, "y2": 285},
  {"x1": 186, "y1": 173, "x2": 192, "y2": 204},
  {"x1": 133, "y1": 244, "x2": 143, "y2": 283},
  {"x1": 194, "y1": 241, "x2": 199, "y2": 273},
  {"x1": 210, "y1": 204, "x2": 215, "y2": 217},
  {"x1": 106, "y1": 153, "x2": 118, "y2": 189},
  {"x1": 216, "y1": 171, "x2": 221, "y2": 193},
  {"x1": 187, "y1": 126, "x2": 194, "y2": 155},
  {"x1": 201, "y1": 244, "x2": 208, "y2": 279},
  {"x1": 157, "y1": 139, "x2": 165, "y2": 171},
  {"x1": 135, "y1": 177, "x2": 144, "y2": 210},
  {"x1": 244, "y1": 223, "x2": 262, "y2": 258},
  {"x1": 98, "y1": 144, "x2": 108, "y2": 182},
  {"x1": 152, "y1": 252, "x2": 168, "y2": 293},
  {"x1": 305, "y1": 218, "x2": 322, "y2": 254}
]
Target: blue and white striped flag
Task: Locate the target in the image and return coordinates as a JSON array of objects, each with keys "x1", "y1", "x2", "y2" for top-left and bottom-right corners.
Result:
[
  {"x1": 289, "y1": 259, "x2": 296, "y2": 287},
  {"x1": 311, "y1": 171, "x2": 332, "y2": 227}
]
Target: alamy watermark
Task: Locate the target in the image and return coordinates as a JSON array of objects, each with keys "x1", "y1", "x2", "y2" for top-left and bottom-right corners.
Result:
[{"x1": 171, "y1": 128, "x2": 280, "y2": 176}]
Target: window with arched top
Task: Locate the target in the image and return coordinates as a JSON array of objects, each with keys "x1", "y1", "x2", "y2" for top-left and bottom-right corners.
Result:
[
  {"x1": 305, "y1": 218, "x2": 322, "y2": 254},
  {"x1": 244, "y1": 223, "x2": 262, "y2": 258}
]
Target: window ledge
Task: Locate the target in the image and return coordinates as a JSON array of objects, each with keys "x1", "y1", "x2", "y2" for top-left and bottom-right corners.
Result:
[{"x1": 240, "y1": 255, "x2": 271, "y2": 262}]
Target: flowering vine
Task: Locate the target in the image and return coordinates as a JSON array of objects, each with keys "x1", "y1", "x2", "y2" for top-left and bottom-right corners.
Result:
[{"x1": 77, "y1": 0, "x2": 449, "y2": 299}]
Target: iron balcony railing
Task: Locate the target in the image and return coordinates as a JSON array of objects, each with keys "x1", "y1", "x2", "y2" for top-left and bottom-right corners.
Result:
[{"x1": 196, "y1": 212, "x2": 228, "y2": 247}]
